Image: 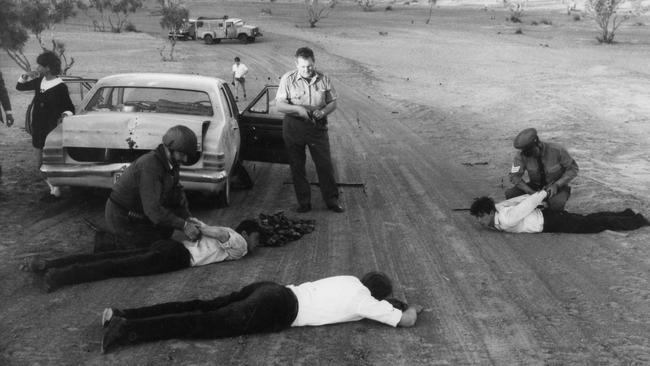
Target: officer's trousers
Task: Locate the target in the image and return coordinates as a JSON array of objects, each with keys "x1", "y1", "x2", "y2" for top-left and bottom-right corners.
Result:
[{"x1": 282, "y1": 115, "x2": 338, "y2": 206}]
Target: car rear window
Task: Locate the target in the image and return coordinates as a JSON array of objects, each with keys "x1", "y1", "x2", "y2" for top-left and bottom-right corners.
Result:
[{"x1": 84, "y1": 87, "x2": 213, "y2": 116}]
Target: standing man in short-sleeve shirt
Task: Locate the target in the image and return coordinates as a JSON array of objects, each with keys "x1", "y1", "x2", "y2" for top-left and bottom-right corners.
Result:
[
  {"x1": 276, "y1": 47, "x2": 343, "y2": 213},
  {"x1": 231, "y1": 56, "x2": 248, "y2": 101}
]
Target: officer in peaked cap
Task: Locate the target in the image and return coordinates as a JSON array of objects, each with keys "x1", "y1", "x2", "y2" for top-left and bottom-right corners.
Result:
[
  {"x1": 513, "y1": 128, "x2": 538, "y2": 150},
  {"x1": 506, "y1": 128, "x2": 579, "y2": 211}
]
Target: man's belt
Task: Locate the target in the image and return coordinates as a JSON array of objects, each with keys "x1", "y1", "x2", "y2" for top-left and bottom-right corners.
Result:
[{"x1": 109, "y1": 197, "x2": 149, "y2": 223}]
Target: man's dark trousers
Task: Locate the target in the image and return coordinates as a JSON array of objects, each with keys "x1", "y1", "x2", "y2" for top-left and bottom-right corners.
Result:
[
  {"x1": 117, "y1": 282, "x2": 299, "y2": 342},
  {"x1": 45, "y1": 240, "x2": 191, "y2": 289},
  {"x1": 283, "y1": 115, "x2": 338, "y2": 206},
  {"x1": 542, "y1": 209, "x2": 649, "y2": 233}
]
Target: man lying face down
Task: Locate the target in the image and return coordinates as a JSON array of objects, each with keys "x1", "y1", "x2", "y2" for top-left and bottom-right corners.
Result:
[
  {"x1": 100, "y1": 271, "x2": 423, "y2": 353},
  {"x1": 22, "y1": 220, "x2": 263, "y2": 292},
  {"x1": 470, "y1": 190, "x2": 649, "y2": 234}
]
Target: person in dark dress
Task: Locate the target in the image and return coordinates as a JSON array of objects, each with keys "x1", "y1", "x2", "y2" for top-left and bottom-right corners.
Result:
[{"x1": 16, "y1": 51, "x2": 75, "y2": 201}]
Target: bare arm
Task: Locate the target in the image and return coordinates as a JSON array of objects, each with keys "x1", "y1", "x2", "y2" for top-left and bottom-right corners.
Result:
[
  {"x1": 397, "y1": 305, "x2": 422, "y2": 327},
  {"x1": 276, "y1": 99, "x2": 310, "y2": 119}
]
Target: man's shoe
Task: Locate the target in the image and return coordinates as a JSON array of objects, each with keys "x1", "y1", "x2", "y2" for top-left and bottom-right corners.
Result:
[
  {"x1": 41, "y1": 271, "x2": 58, "y2": 293},
  {"x1": 21, "y1": 256, "x2": 47, "y2": 273},
  {"x1": 327, "y1": 204, "x2": 345, "y2": 213},
  {"x1": 102, "y1": 308, "x2": 114, "y2": 328},
  {"x1": 101, "y1": 317, "x2": 127, "y2": 354},
  {"x1": 40, "y1": 193, "x2": 61, "y2": 203},
  {"x1": 102, "y1": 308, "x2": 126, "y2": 327},
  {"x1": 296, "y1": 203, "x2": 311, "y2": 213}
]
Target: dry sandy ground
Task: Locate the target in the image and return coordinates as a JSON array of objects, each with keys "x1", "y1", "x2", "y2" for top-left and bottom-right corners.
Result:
[{"x1": 1, "y1": 1, "x2": 650, "y2": 365}]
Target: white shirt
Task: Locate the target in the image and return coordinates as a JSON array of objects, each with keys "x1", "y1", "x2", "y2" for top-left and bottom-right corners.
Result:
[
  {"x1": 183, "y1": 228, "x2": 247, "y2": 266},
  {"x1": 494, "y1": 191, "x2": 547, "y2": 233},
  {"x1": 40, "y1": 77, "x2": 63, "y2": 92},
  {"x1": 232, "y1": 63, "x2": 248, "y2": 78},
  {"x1": 287, "y1": 276, "x2": 403, "y2": 327}
]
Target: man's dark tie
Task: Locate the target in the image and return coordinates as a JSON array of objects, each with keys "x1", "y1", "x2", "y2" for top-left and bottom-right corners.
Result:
[{"x1": 536, "y1": 155, "x2": 547, "y2": 187}]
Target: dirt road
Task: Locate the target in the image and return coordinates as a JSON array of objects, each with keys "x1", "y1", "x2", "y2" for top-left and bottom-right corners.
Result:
[{"x1": 1, "y1": 2, "x2": 649, "y2": 365}]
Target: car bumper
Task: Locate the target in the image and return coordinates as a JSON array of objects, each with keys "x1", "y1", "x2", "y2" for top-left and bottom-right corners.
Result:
[{"x1": 41, "y1": 163, "x2": 228, "y2": 194}]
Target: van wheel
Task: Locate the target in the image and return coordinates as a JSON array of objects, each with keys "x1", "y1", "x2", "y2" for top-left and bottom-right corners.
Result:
[
  {"x1": 204, "y1": 34, "x2": 213, "y2": 44},
  {"x1": 216, "y1": 175, "x2": 230, "y2": 207},
  {"x1": 238, "y1": 34, "x2": 249, "y2": 44}
]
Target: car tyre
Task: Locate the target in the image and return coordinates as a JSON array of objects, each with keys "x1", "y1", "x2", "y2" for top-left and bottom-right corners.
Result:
[
  {"x1": 238, "y1": 34, "x2": 249, "y2": 44},
  {"x1": 204, "y1": 34, "x2": 213, "y2": 44},
  {"x1": 216, "y1": 175, "x2": 230, "y2": 207}
]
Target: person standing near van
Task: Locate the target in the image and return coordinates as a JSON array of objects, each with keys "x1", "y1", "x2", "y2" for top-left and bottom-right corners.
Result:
[{"x1": 231, "y1": 56, "x2": 248, "y2": 101}]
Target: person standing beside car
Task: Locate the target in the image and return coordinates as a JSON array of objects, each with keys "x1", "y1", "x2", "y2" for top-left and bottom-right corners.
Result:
[
  {"x1": 101, "y1": 125, "x2": 211, "y2": 252},
  {"x1": 0, "y1": 71, "x2": 14, "y2": 127},
  {"x1": 231, "y1": 56, "x2": 248, "y2": 101},
  {"x1": 276, "y1": 47, "x2": 344, "y2": 213},
  {"x1": 16, "y1": 51, "x2": 75, "y2": 201},
  {"x1": 1, "y1": 70, "x2": 15, "y2": 180}
]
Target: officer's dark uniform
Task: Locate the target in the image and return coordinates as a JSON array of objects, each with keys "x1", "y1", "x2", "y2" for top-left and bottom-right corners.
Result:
[
  {"x1": 276, "y1": 69, "x2": 339, "y2": 208},
  {"x1": 104, "y1": 144, "x2": 191, "y2": 250},
  {"x1": 506, "y1": 128, "x2": 579, "y2": 211}
]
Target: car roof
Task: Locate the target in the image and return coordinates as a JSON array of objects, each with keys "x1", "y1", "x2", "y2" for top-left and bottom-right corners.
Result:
[{"x1": 97, "y1": 73, "x2": 223, "y2": 90}]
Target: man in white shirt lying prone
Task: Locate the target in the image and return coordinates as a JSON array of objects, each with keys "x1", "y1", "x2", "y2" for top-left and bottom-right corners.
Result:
[
  {"x1": 470, "y1": 190, "x2": 649, "y2": 233},
  {"x1": 22, "y1": 220, "x2": 262, "y2": 292},
  {"x1": 100, "y1": 271, "x2": 423, "y2": 353}
]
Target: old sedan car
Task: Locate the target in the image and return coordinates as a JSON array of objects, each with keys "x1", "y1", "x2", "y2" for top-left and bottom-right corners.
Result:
[{"x1": 41, "y1": 73, "x2": 282, "y2": 206}]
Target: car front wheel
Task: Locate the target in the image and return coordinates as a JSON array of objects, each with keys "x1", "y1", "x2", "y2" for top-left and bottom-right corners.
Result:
[
  {"x1": 204, "y1": 34, "x2": 213, "y2": 44},
  {"x1": 238, "y1": 34, "x2": 248, "y2": 44}
]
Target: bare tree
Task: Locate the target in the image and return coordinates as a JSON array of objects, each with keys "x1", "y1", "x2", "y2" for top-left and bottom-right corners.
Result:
[
  {"x1": 425, "y1": 0, "x2": 437, "y2": 24},
  {"x1": 304, "y1": 0, "x2": 337, "y2": 28},
  {"x1": 357, "y1": 0, "x2": 375, "y2": 12},
  {"x1": 503, "y1": 0, "x2": 526, "y2": 22},
  {"x1": 1, "y1": 0, "x2": 77, "y2": 73},
  {"x1": 80, "y1": 0, "x2": 143, "y2": 32},
  {"x1": 585, "y1": 0, "x2": 648, "y2": 43},
  {"x1": 0, "y1": 0, "x2": 31, "y2": 71},
  {"x1": 159, "y1": 0, "x2": 189, "y2": 61}
]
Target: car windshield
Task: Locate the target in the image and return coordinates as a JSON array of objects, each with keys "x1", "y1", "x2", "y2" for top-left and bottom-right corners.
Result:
[{"x1": 84, "y1": 87, "x2": 213, "y2": 116}]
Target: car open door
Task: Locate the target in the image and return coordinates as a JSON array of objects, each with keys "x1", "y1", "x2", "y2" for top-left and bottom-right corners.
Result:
[{"x1": 238, "y1": 85, "x2": 289, "y2": 164}]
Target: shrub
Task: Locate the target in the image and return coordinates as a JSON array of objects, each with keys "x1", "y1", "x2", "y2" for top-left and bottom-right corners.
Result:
[
  {"x1": 504, "y1": 0, "x2": 525, "y2": 21},
  {"x1": 358, "y1": 0, "x2": 375, "y2": 11},
  {"x1": 531, "y1": 20, "x2": 538, "y2": 25},
  {"x1": 261, "y1": 7, "x2": 272, "y2": 15},
  {"x1": 540, "y1": 18, "x2": 552, "y2": 25},
  {"x1": 305, "y1": 0, "x2": 338, "y2": 28},
  {"x1": 124, "y1": 21, "x2": 138, "y2": 32},
  {"x1": 385, "y1": 5, "x2": 393, "y2": 10},
  {"x1": 585, "y1": 0, "x2": 648, "y2": 43},
  {"x1": 573, "y1": 14, "x2": 581, "y2": 21},
  {"x1": 515, "y1": 27, "x2": 523, "y2": 34}
]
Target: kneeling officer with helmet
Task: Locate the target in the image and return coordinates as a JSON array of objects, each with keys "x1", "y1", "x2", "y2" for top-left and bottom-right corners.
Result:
[
  {"x1": 506, "y1": 128, "x2": 579, "y2": 211},
  {"x1": 101, "y1": 125, "x2": 203, "y2": 251}
]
